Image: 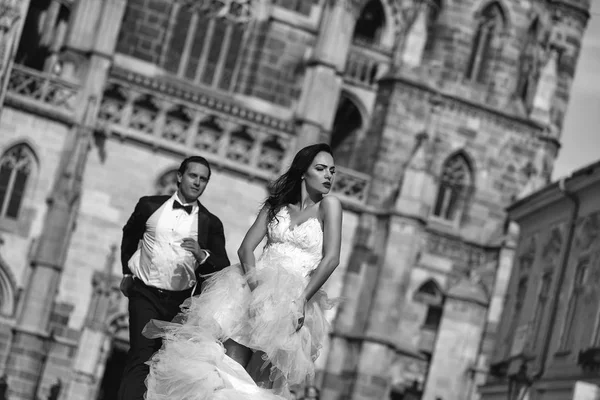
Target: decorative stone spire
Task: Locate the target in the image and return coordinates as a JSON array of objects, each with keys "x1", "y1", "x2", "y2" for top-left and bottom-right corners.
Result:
[
  {"x1": 530, "y1": 48, "x2": 559, "y2": 125},
  {"x1": 0, "y1": 0, "x2": 27, "y2": 111},
  {"x1": 400, "y1": 4, "x2": 429, "y2": 68}
]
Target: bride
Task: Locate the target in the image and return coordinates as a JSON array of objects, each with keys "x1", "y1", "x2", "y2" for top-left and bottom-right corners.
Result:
[{"x1": 143, "y1": 143, "x2": 343, "y2": 399}]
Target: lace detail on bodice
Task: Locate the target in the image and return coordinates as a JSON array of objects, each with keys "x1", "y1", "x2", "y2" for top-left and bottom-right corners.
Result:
[{"x1": 257, "y1": 207, "x2": 323, "y2": 278}]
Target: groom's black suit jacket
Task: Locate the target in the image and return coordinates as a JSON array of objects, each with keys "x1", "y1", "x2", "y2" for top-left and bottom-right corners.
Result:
[{"x1": 120, "y1": 195, "x2": 230, "y2": 285}]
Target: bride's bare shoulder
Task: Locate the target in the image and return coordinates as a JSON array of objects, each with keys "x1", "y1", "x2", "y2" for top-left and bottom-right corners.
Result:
[{"x1": 319, "y1": 196, "x2": 342, "y2": 219}]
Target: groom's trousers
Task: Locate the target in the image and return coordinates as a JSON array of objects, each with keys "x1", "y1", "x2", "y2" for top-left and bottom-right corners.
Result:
[{"x1": 118, "y1": 279, "x2": 193, "y2": 400}]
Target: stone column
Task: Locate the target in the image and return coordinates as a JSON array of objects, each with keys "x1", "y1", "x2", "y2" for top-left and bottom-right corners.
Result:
[
  {"x1": 422, "y1": 282, "x2": 488, "y2": 400},
  {"x1": 2, "y1": 1, "x2": 127, "y2": 398},
  {"x1": 63, "y1": 246, "x2": 119, "y2": 400},
  {"x1": 293, "y1": 0, "x2": 361, "y2": 150},
  {"x1": 0, "y1": 0, "x2": 31, "y2": 113},
  {"x1": 350, "y1": 215, "x2": 425, "y2": 400}
]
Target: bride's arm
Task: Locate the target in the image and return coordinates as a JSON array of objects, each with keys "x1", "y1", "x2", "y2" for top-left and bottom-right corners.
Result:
[
  {"x1": 301, "y1": 195, "x2": 343, "y2": 302},
  {"x1": 237, "y1": 205, "x2": 270, "y2": 286}
]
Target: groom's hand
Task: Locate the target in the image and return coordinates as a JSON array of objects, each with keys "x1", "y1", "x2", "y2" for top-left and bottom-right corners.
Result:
[
  {"x1": 120, "y1": 275, "x2": 134, "y2": 297},
  {"x1": 181, "y1": 238, "x2": 208, "y2": 263}
]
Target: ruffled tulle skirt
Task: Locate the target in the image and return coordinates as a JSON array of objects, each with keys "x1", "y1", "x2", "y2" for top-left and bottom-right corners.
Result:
[{"x1": 143, "y1": 263, "x2": 335, "y2": 399}]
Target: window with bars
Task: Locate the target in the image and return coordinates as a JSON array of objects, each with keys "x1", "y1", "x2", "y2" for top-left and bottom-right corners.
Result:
[
  {"x1": 0, "y1": 144, "x2": 37, "y2": 220},
  {"x1": 559, "y1": 258, "x2": 588, "y2": 350},
  {"x1": 160, "y1": 5, "x2": 247, "y2": 92},
  {"x1": 433, "y1": 154, "x2": 472, "y2": 222},
  {"x1": 466, "y1": 2, "x2": 505, "y2": 84}
]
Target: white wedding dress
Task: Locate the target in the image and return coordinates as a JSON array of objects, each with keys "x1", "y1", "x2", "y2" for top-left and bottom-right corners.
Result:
[{"x1": 143, "y1": 206, "x2": 334, "y2": 399}]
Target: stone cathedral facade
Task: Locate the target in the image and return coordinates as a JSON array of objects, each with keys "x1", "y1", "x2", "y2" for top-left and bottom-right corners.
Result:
[{"x1": 0, "y1": 0, "x2": 590, "y2": 399}]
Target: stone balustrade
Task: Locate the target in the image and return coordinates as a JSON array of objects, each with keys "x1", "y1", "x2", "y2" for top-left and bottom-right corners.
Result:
[
  {"x1": 5, "y1": 65, "x2": 371, "y2": 205},
  {"x1": 344, "y1": 43, "x2": 390, "y2": 89},
  {"x1": 97, "y1": 68, "x2": 371, "y2": 204},
  {"x1": 5, "y1": 64, "x2": 79, "y2": 122}
]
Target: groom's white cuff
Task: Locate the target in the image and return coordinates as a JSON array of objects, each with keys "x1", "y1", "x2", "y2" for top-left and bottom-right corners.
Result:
[{"x1": 197, "y1": 250, "x2": 210, "y2": 265}]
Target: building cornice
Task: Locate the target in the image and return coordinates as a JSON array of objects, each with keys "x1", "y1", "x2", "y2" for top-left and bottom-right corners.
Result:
[
  {"x1": 380, "y1": 74, "x2": 546, "y2": 136},
  {"x1": 109, "y1": 67, "x2": 295, "y2": 133},
  {"x1": 507, "y1": 160, "x2": 600, "y2": 221}
]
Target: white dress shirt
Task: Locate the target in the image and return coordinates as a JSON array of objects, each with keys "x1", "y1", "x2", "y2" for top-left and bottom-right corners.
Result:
[{"x1": 128, "y1": 192, "x2": 207, "y2": 291}]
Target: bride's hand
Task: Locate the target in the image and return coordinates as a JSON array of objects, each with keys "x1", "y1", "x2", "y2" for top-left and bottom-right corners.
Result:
[
  {"x1": 293, "y1": 298, "x2": 307, "y2": 332},
  {"x1": 247, "y1": 277, "x2": 259, "y2": 292}
]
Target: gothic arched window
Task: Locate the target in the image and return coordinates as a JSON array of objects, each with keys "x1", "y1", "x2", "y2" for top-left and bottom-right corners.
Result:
[
  {"x1": 353, "y1": 0, "x2": 386, "y2": 45},
  {"x1": 0, "y1": 144, "x2": 37, "y2": 220},
  {"x1": 330, "y1": 95, "x2": 364, "y2": 170},
  {"x1": 0, "y1": 258, "x2": 17, "y2": 316},
  {"x1": 161, "y1": 5, "x2": 247, "y2": 92},
  {"x1": 15, "y1": 1, "x2": 71, "y2": 71},
  {"x1": 432, "y1": 153, "x2": 472, "y2": 222},
  {"x1": 155, "y1": 169, "x2": 179, "y2": 196},
  {"x1": 414, "y1": 279, "x2": 444, "y2": 332},
  {"x1": 465, "y1": 2, "x2": 506, "y2": 84}
]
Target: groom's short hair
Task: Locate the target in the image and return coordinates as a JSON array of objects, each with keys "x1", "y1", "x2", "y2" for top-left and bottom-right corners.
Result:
[{"x1": 178, "y1": 156, "x2": 212, "y2": 180}]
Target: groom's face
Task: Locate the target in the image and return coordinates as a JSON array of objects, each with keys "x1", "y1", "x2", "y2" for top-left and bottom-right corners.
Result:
[{"x1": 177, "y1": 162, "x2": 210, "y2": 203}]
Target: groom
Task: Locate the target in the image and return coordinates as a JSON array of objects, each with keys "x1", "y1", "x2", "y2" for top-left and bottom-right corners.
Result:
[{"x1": 117, "y1": 156, "x2": 230, "y2": 400}]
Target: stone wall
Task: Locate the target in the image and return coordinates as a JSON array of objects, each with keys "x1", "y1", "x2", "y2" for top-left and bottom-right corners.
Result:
[
  {"x1": 115, "y1": 0, "x2": 314, "y2": 108},
  {"x1": 115, "y1": 0, "x2": 170, "y2": 65},
  {"x1": 238, "y1": 19, "x2": 313, "y2": 107},
  {"x1": 0, "y1": 108, "x2": 71, "y2": 286}
]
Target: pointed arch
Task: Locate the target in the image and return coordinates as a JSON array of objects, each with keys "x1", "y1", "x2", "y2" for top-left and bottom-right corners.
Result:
[
  {"x1": 414, "y1": 278, "x2": 444, "y2": 305},
  {"x1": 0, "y1": 255, "x2": 18, "y2": 317},
  {"x1": 353, "y1": 0, "x2": 387, "y2": 45},
  {"x1": 473, "y1": 0, "x2": 510, "y2": 26},
  {"x1": 432, "y1": 151, "x2": 474, "y2": 223},
  {"x1": 0, "y1": 143, "x2": 39, "y2": 220},
  {"x1": 154, "y1": 167, "x2": 179, "y2": 196},
  {"x1": 414, "y1": 278, "x2": 444, "y2": 332},
  {"x1": 330, "y1": 93, "x2": 365, "y2": 170},
  {"x1": 466, "y1": 1, "x2": 507, "y2": 84}
]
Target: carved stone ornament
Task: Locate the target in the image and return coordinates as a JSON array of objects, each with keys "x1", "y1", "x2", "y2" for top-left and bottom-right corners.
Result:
[
  {"x1": 96, "y1": 71, "x2": 371, "y2": 204},
  {"x1": 0, "y1": 1, "x2": 20, "y2": 31},
  {"x1": 542, "y1": 227, "x2": 563, "y2": 262},
  {"x1": 180, "y1": 0, "x2": 255, "y2": 23},
  {"x1": 518, "y1": 237, "x2": 537, "y2": 274},
  {"x1": 577, "y1": 212, "x2": 600, "y2": 252}
]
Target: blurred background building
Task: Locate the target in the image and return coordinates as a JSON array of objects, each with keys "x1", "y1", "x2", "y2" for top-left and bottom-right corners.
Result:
[
  {"x1": 0, "y1": 0, "x2": 591, "y2": 399},
  {"x1": 480, "y1": 160, "x2": 600, "y2": 400}
]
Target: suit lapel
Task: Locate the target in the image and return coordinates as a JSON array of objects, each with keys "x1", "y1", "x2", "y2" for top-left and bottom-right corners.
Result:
[
  {"x1": 196, "y1": 202, "x2": 209, "y2": 248},
  {"x1": 146, "y1": 196, "x2": 171, "y2": 221}
]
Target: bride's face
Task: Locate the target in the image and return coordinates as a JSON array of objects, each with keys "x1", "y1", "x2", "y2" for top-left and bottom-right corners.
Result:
[{"x1": 303, "y1": 151, "x2": 335, "y2": 195}]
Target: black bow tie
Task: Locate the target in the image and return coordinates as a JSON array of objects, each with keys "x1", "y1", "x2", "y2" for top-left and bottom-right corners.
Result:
[{"x1": 173, "y1": 201, "x2": 193, "y2": 214}]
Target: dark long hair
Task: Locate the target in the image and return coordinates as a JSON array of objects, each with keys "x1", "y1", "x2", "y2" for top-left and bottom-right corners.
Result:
[{"x1": 264, "y1": 143, "x2": 332, "y2": 223}]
